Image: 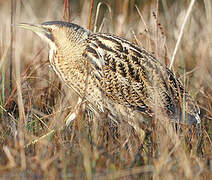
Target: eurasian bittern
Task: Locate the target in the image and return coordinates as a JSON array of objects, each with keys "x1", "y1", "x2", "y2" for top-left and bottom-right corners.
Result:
[{"x1": 19, "y1": 21, "x2": 201, "y2": 126}]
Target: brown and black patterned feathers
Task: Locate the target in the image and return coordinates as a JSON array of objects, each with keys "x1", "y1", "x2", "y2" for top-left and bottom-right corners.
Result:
[{"x1": 85, "y1": 33, "x2": 200, "y2": 124}]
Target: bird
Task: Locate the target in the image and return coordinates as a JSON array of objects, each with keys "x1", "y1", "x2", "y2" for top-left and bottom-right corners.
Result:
[{"x1": 19, "y1": 21, "x2": 201, "y2": 127}]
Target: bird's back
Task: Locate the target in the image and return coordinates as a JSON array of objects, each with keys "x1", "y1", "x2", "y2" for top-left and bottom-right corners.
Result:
[{"x1": 84, "y1": 33, "x2": 200, "y2": 124}]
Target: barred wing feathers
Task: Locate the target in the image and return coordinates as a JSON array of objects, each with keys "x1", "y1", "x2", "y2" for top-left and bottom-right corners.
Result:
[{"x1": 84, "y1": 33, "x2": 200, "y2": 124}]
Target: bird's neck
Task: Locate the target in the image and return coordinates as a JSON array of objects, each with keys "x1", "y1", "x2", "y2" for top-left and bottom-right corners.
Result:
[
  {"x1": 52, "y1": 28, "x2": 89, "y2": 63},
  {"x1": 48, "y1": 29, "x2": 89, "y2": 94}
]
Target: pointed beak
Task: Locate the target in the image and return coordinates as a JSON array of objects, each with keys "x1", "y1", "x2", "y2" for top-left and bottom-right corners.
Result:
[
  {"x1": 19, "y1": 23, "x2": 46, "y2": 34},
  {"x1": 19, "y1": 23, "x2": 53, "y2": 41}
]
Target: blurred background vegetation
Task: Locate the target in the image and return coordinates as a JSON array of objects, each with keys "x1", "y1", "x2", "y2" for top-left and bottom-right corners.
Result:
[{"x1": 0, "y1": 0, "x2": 211, "y2": 179}]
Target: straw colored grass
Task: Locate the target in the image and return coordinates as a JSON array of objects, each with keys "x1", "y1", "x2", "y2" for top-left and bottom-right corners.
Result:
[{"x1": 0, "y1": 0, "x2": 211, "y2": 179}]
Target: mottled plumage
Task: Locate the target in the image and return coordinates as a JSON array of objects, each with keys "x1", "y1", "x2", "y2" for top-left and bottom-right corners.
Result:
[{"x1": 19, "y1": 21, "x2": 201, "y2": 125}]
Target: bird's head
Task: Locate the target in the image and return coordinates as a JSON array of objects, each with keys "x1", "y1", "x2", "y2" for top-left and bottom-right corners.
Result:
[{"x1": 19, "y1": 21, "x2": 90, "y2": 50}]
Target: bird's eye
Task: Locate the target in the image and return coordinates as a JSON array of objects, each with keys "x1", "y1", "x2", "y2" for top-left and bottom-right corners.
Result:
[{"x1": 47, "y1": 28, "x2": 52, "y2": 32}]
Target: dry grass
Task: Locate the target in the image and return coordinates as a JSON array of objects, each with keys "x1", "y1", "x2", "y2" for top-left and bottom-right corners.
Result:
[{"x1": 0, "y1": 0, "x2": 211, "y2": 179}]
